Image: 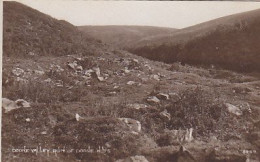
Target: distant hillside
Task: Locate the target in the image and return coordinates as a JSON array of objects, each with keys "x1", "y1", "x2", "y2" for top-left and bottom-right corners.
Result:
[
  {"x1": 128, "y1": 9, "x2": 260, "y2": 72},
  {"x1": 3, "y1": 1, "x2": 105, "y2": 57},
  {"x1": 78, "y1": 25, "x2": 177, "y2": 48}
]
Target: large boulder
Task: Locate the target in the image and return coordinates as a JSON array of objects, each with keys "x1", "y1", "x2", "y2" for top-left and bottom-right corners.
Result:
[
  {"x1": 225, "y1": 103, "x2": 243, "y2": 116},
  {"x1": 2, "y1": 98, "x2": 30, "y2": 113},
  {"x1": 147, "y1": 96, "x2": 160, "y2": 104},
  {"x1": 116, "y1": 155, "x2": 149, "y2": 162},
  {"x1": 119, "y1": 118, "x2": 141, "y2": 133}
]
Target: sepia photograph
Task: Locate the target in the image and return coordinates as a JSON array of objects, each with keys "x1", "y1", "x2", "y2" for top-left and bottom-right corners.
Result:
[{"x1": 2, "y1": 0, "x2": 260, "y2": 161}]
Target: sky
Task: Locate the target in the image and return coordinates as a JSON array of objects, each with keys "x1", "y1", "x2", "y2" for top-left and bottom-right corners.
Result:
[{"x1": 11, "y1": 0, "x2": 260, "y2": 29}]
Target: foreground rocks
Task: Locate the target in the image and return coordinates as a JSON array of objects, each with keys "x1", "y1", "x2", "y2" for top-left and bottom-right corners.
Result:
[
  {"x1": 116, "y1": 155, "x2": 149, "y2": 162},
  {"x1": 2, "y1": 98, "x2": 30, "y2": 113}
]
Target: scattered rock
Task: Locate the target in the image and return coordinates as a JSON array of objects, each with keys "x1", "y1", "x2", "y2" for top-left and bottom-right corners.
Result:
[
  {"x1": 25, "y1": 118, "x2": 31, "y2": 122},
  {"x1": 116, "y1": 155, "x2": 149, "y2": 162},
  {"x1": 108, "y1": 91, "x2": 117, "y2": 95},
  {"x1": 160, "y1": 109, "x2": 171, "y2": 120},
  {"x1": 84, "y1": 69, "x2": 94, "y2": 77},
  {"x1": 127, "y1": 103, "x2": 148, "y2": 110},
  {"x1": 41, "y1": 131, "x2": 47, "y2": 135},
  {"x1": 75, "y1": 113, "x2": 81, "y2": 122},
  {"x1": 147, "y1": 96, "x2": 160, "y2": 104},
  {"x1": 76, "y1": 65, "x2": 83, "y2": 71},
  {"x1": 124, "y1": 68, "x2": 131, "y2": 74},
  {"x1": 67, "y1": 61, "x2": 78, "y2": 69},
  {"x1": 2, "y1": 98, "x2": 30, "y2": 113},
  {"x1": 93, "y1": 67, "x2": 104, "y2": 81},
  {"x1": 225, "y1": 103, "x2": 243, "y2": 116},
  {"x1": 157, "y1": 93, "x2": 170, "y2": 100},
  {"x1": 34, "y1": 70, "x2": 45, "y2": 75},
  {"x1": 113, "y1": 85, "x2": 119, "y2": 89},
  {"x1": 151, "y1": 74, "x2": 160, "y2": 81},
  {"x1": 119, "y1": 118, "x2": 141, "y2": 133},
  {"x1": 15, "y1": 99, "x2": 30, "y2": 108},
  {"x1": 12, "y1": 68, "x2": 24, "y2": 76},
  {"x1": 127, "y1": 81, "x2": 136, "y2": 85},
  {"x1": 144, "y1": 64, "x2": 152, "y2": 71},
  {"x1": 44, "y1": 78, "x2": 52, "y2": 83},
  {"x1": 133, "y1": 59, "x2": 139, "y2": 63}
]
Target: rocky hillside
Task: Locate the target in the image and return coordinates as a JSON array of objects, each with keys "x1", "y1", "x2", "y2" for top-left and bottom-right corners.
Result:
[
  {"x1": 3, "y1": 1, "x2": 107, "y2": 58},
  {"x1": 2, "y1": 2, "x2": 260, "y2": 162},
  {"x1": 78, "y1": 25, "x2": 177, "y2": 48},
  {"x1": 126, "y1": 9, "x2": 260, "y2": 72}
]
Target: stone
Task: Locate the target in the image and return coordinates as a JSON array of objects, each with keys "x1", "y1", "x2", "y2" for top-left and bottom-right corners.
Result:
[
  {"x1": 34, "y1": 70, "x2": 45, "y2": 75},
  {"x1": 124, "y1": 68, "x2": 131, "y2": 73},
  {"x1": 157, "y1": 93, "x2": 170, "y2": 100},
  {"x1": 133, "y1": 59, "x2": 139, "y2": 63},
  {"x1": 84, "y1": 69, "x2": 94, "y2": 77},
  {"x1": 160, "y1": 109, "x2": 171, "y2": 120},
  {"x1": 15, "y1": 99, "x2": 30, "y2": 108},
  {"x1": 125, "y1": 155, "x2": 149, "y2": 162},
  {"x1": 152, "y1": 74, "x2": 160, "y2": 81},
  {"x1": 93, "y1": 67, "x2": 104, "y2": 81},
  {"x1": 12, "y1": 68, "x2": 24, "y2": 76},
  {"x1": 75, "y1": 113, "x2": 81, "y2": 121},
  {"x1": 147, "y1": 96, "x2": 160, "y2": 104},
  {"x1": 25, "y1": 118, "x2": 31, "y2": 122},
  {"x1": 44, "y1": 78, "x2": 52, "y2": 83},
  {"x1": 127, "y1": 103, "x2": 147, "y2": 110},
  {"x1": 2, "y1": 98, "x2": 30, "y2": 113},
  {"x1": 67, "y1": 61, "x2": 77, "y2": 69},
  {"x1": 41, "y1": 131, "x2": 47, "y2": 135},
  {"x1": 76, "y1": 65, "x2": 83, "y2": 71},
  {"x1": 97, "y1": 76, "x2": 105, "y2": 82},
  {"x1": 225, "y1": 103, "x2": 243, "y2": 116},
  {"x1": 119, "y1": 118, "x2": 141, "y2": 133},
  {"x1": 127, "y1": 81, "x2": 136, "y2": 85}
]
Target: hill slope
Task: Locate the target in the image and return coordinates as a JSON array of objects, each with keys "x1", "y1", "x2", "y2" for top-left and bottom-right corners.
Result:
[
  {"x1": 2, "y1": 2, "x2": 260, "y2": 162},
  {"x1": 128, "y1": 9, "x2": 260, "y2": 72},
  {"x1": 78, "y1": 25, "x2": 177, "y2": 48},
  {"x1": 3, "y1": 1, "x2": 106, "y2": 57}
]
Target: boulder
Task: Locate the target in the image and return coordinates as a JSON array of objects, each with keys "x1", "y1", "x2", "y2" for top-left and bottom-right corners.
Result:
[
  {"x1": 160, "y1": 109, "x2": 171, "y2": 120},
  {"x1": 2, "y1": 98, "x2": 30, "y2": 113},
  {"x1": 127, "y1": 103, "x2": 148, "y2": 110},
  {"x1": 116, "y1": 155, "x2": 149, "y2": 162},
  {"x1": 157, "y1": 93, "x2": 170, "y2": 100},
  {"x1": 147, "y1": 96, "x2": 160, "y2": 104},
  {"x1": 151, "y1": 74, "x2": 160, "y2": 81},
  {"x1": 225, "y1": 103, "x2": 243, "y2": 116},
  {"x1": 34, "y1": 70, "x2": 45, "y2": 75},
  {"x1": 75, "y1": 113, "x2": 82, "y2": 122},
  {"x1": 127, "y1": 81, "x2": 136, "y2": 85},
  {"x1": 119, "y1": 118, "x2": 141, "y2": 133},
  {"x1": 93, "y1": 67, "x2": 104, "y2": 81},
  {"x1": 15, "y1": 99, "x2": 30, "y2": 108},
  {"x1": 67, "y1": 61, "x2": 78, "y2": 69},
  {"x1": 12, "y1": 67, "x2": 24, "y2": 76}
]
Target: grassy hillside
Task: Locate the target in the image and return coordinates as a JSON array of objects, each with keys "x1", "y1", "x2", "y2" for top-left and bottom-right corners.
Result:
[
  {"x1": 2, "y1": 2, "x2": 260, "y2": 162},
  {"x1": 3, "y1": 1, "x2": 106, "y2": 58},
  {"x1": 128, "y1": 9, "x2": 260, "y2": 72},
  {"x1": 78, "y1": 25, "x2": 177, "y2": 48}
]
